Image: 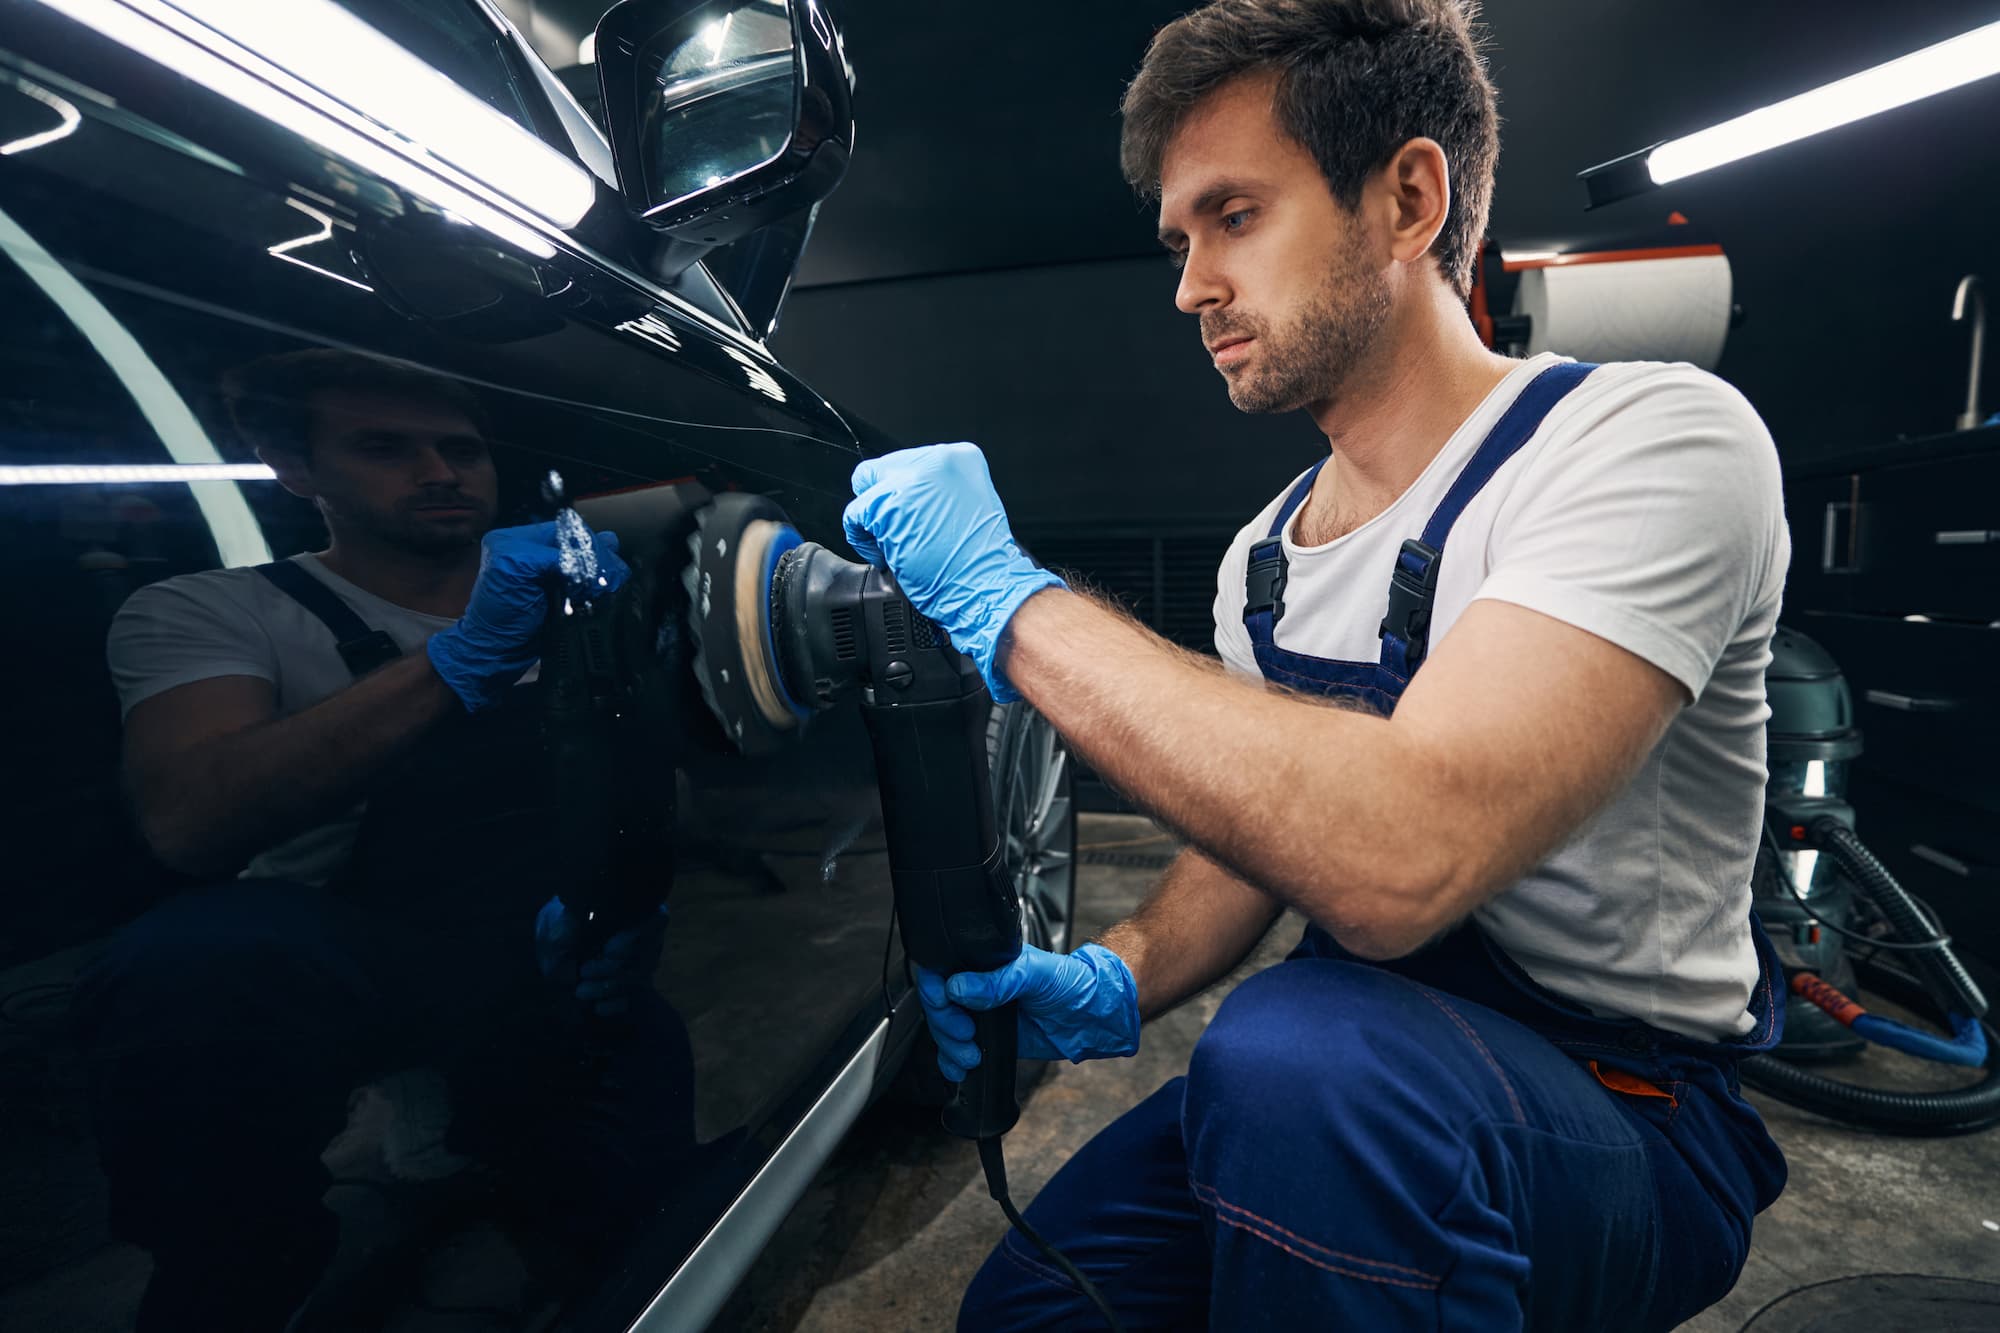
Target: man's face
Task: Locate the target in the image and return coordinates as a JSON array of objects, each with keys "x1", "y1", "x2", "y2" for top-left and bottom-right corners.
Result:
[
  {"x1": 282, "y1": 388, "x2": 498, "y2": 555},
  {"x1": 1155, "y1": 72, "x2": 1391, "y2": 415}
]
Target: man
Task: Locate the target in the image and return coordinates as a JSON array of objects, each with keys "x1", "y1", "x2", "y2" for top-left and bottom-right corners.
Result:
[
  {"x1": 77, "y1": 351, "x2": 679, "y2": 1331},
  {"x1": 843, "y1": 1, "x2": 1790, "y2": 1328},
  {"x1": 108, "y1": 350, "x2": 602, "y2": 884}
]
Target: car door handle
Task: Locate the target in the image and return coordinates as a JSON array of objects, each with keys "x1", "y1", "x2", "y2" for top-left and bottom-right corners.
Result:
[
  {"x1": 1864, "y1": 690, "x2": 1959, "y2": 713},
  {"x1": 1821, "y1": 501, "x2": 1860, "y2": 573}
]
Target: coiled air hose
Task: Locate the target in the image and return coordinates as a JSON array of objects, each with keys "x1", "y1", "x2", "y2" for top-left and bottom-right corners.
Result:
[{"x1": 1740, "y1": 816, "x2": 2000, "y2": 1135}]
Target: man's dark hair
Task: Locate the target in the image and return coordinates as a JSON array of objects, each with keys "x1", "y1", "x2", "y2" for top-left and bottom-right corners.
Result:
[
  {"x1": 221, "y1": 349, "x2": 486, "y2": 460},
  {"x1": 1120, "y1": 0, "x2": 1498, "y2": 299}
]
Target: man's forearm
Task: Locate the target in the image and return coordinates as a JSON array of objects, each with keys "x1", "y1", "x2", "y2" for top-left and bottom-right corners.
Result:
[
  {"x1": 1098, "y1": 847, "x2": 1284, "y2": 1019},
  {"x1": 133, "y1": 651, "x2": 458, "y2": 875},
  {"x1": 1005, "y1": 587, "x2": 1444, "y2": 959}
]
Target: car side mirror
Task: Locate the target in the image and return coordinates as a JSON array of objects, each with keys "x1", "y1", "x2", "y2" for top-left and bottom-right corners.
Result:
[{"x1": 595, "y1": 0, "x2": 852, "y2": 253}]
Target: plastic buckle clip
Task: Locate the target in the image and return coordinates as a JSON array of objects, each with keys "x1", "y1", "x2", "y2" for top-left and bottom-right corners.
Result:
[
  {"x1": 337, "y1": 630, "x2": 403, "y2": 678},
  {"x1": 1378, "y1": 538, "x2": 1440, "y2": 667},
  {"x1": 1243, "y1": 538, "x2": 1289, "y2": 625}
]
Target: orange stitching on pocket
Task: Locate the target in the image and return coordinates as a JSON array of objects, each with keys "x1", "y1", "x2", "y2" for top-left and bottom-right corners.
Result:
[
  {"x1": 1191, "y1": 1182, "x2": 1444, "y2": 1282},
  {"x1": 1419, "y1": 989, "x2": 1525, "y2": 1124},
  {"x1": 1208, "y1": 1212, "x2": 1440, "y2": 1290}
]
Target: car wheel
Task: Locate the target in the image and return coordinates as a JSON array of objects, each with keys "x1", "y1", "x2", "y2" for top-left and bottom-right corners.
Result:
[{"x1": 893, "y1": 700, "x2": 1077, "y2": 1105}]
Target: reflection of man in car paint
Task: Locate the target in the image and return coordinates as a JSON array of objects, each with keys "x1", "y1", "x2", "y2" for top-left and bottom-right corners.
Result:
[
  {"x1": 75, "y1": 350, "x2": 690, "y2": 1331},
  {"x1": 112, "y1": 351, "x2": 501, "y2": 883}
]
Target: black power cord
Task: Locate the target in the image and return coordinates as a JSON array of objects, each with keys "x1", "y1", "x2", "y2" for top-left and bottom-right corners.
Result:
[
  {"x1": 1759, "y1": 822, "x2": 1954, "y2": 954},
  {"x1": 976, "y1": 1135, "x2": 1125, "y2": 1333}
]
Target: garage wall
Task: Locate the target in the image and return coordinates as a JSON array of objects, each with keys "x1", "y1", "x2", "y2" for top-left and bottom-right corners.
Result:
[{"x1": 776, "y1": 1, "x2": 2000, "y2": 525}]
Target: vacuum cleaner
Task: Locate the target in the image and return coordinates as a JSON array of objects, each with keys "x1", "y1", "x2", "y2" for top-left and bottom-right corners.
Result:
[{"x1": 1742, "y1": 626, "x2": 2000, "y2": 1134}]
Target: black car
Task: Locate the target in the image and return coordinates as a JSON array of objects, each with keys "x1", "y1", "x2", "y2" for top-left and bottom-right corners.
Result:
[{"x1": 0, "y1": 1, "x2": 1075, "y2": 1328}]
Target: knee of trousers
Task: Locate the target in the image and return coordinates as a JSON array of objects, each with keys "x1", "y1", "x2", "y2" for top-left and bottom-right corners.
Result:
[
  {"x1": 74, "y1": 881, "x2": 381, "y2": 1072},
  {"x1": 1183, "y1": 961, "x2": 1479, "y2": 1196}
]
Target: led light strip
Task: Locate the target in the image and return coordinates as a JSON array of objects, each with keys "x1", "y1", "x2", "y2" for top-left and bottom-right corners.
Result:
[
  {"x1": 0, "y1": 464, "x2": 279, "y2": 484},
  {"x1": 1649, "y1": 20, "x2": 2000, "y2": 184},
  {"x1": 0, "y1": 79, "x2": 81, "y2": 155},
  {"x1": 35, "y1": 0, "x2": 569, "y2": 257},
  {"x1": 0, "y1": 201, "x2": 272, "y2": 566}
]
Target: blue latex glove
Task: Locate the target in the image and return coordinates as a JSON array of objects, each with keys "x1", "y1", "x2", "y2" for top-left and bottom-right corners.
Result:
[
  {"x1": 534, "y1": 895, "x2": 669, "y2": 1018},
  {"x1": 914, "y1": 942, "x2": 1140, "y2": 1081},
  {"x1": 426, "y1": 520, "x2": 627, "y2": 712},
  {"x1": 842, "y1": 444, "x2": 1066, "y2": 702}
]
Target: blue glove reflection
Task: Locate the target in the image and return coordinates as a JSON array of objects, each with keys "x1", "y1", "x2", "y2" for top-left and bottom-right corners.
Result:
[
  {"x1": 427, "y1": 520, "x2": 628, "y2": 712},
  {"x1": 914, "y1": 942, "x2": 1140, "y2": 1082},
  {"x1": 534, "y1": 895, "x2": 669, "y2": 1018},
  {"x1": 842, "y1": 444, "x2": 1065, "y2": 702}
]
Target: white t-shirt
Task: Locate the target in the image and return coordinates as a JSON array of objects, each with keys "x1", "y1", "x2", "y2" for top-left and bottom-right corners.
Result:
[
  {"x1": 1214, "y1": 353, "x2": 1789, "y2": 1042},
  {"x1": 107, "y1": 554, "x2": 457, "y2": 886}
]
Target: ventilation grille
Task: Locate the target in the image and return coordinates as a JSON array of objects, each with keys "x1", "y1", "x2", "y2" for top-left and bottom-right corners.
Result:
[
  {"x1": 1017, "y1": 528, "x2": 1236, "y2": 652},
  {"x1": 912, "y1": 615, "x2": 938, "y2": 650},
  {"x1": 881, "y1": 599, "x2": 910, "y2": 656},
  {"x1": 830, "y1": 607, "x2": 858, "y2": 660}
]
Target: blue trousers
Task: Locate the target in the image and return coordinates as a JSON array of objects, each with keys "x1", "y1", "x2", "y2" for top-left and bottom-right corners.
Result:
[{"x1": 961, "y1": 940, "x2": 1785, "y2": 1331}]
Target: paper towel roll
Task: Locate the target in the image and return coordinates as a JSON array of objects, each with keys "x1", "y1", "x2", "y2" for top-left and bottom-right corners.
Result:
[{"x1": 1513, "y1": 252, "x2": 1733, "y2": 369}]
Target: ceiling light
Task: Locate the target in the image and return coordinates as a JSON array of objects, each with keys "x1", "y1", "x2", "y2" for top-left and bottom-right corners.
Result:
[
  {"x1": 165, "y1": 0, "x2": 594, "y2": 226},
  {"x1": 0, "y1": 200, "x2": 273, "y2": 566},
  {"x1": 0, "y1": 464, "x2": 278, "y2": 484},
  {"x1": 1580, "y1": 19, "x2": 2000, "y2": 208},
  {"x1": 35, "y1": 0, "x2": 578, "y2": 251}
]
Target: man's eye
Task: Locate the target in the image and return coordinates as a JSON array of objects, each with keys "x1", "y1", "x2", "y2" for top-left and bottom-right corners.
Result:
[
  {"x1": 1222, "y1": 210, "x2": 1251, "y2": 233},
  {"x1": 1166, "y1": 250, "x2": 1188, "y2": 271}
]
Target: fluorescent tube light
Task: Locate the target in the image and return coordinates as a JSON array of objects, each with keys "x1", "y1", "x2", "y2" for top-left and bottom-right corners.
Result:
[
  {"x1": 36, "y1": 0, "x2": 573, "y2": 254},
  {"x1": 0, "y1": 464, "x2": 279, "y2": 484},
  {"x1": 0, "y1": 201, "x2": 273, "y2": 566},
  {"x1": 1580, "y1": 19, "x2": 2000, "y2": 208},
  {"x1": 165, "y1": 0, "x2": 594, "y2": 226},
  {"x1": 1648, "y1": 20, "x2": 2000, "y2": 184}
]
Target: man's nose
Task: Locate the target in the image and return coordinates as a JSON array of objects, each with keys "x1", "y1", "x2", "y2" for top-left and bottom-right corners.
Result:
[
  {"x1": 410, "y1": 444, "x2": 459, "y2": 485},
  {"x1": 1175, "y1": 247, "x2": 1229, "y2": 316}
]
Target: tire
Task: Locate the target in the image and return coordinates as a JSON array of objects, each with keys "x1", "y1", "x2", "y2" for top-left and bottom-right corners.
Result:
[{"x1": 893, "y1": 700, "x2": 1077, "y2": 1106}]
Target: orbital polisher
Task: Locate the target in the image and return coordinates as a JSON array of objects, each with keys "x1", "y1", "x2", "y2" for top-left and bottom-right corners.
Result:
[{"x1": 681, "y1": 492, "x2": 1122, "y2": 1327}]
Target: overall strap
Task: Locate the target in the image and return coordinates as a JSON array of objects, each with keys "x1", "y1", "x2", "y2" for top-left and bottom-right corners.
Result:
[
  {"x1": 1379, "y1": 361, "x2": 1598, "y2": 676},
  {"x1": 1243, "y1": 458, "x2": 1327, "y2": 628},
  {"x1": 254, "y1": 560, "x2": 403, "y2": 678}
]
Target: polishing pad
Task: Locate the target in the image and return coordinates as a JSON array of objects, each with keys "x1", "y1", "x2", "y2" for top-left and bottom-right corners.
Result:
[{"x1": 685, "y1": 493, "x2": 809, "y2": 755}]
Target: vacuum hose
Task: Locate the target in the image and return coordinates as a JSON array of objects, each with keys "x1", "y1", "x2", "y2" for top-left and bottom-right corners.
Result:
[
  {"x1": 1813, "y1": 818, "x2": 1986, "y2": 1022},
  {"x1": 1740, "y1": 818, "x2": 2000, "y2": 1135}
]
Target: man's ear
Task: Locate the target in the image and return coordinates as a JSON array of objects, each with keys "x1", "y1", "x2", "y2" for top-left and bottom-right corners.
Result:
[
  {"x1": 257, "y1": 445, "x2": 315, "y2": 500},
  {"x1": 1383, "y1": 136, "x2": 1451, "y2": 272}
]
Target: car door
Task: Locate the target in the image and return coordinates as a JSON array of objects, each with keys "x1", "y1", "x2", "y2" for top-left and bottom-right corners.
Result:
[{"x1": 0, "y1": 1, "x2": 895, "y2": 1328}]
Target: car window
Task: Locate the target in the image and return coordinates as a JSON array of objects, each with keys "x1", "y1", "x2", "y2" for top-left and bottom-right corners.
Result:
[{"x1": 332, "y1": 0, "x2": 543, "y2": 136}]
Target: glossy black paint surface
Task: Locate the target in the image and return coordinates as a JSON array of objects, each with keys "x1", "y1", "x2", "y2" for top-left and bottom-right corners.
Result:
[{"x1": 0, "y1": 1, "x2": 912, "y2": 1326}]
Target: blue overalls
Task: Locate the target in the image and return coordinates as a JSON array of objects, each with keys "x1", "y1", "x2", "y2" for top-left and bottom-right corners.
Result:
[{"x1": 960, "y1": 362, "x2": 1788, "y2": 1331}]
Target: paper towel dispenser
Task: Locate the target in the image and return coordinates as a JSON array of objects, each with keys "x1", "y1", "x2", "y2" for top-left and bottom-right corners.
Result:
[{"x1": 1471, "y1": 223, "x2": 1743, "y2": 369}]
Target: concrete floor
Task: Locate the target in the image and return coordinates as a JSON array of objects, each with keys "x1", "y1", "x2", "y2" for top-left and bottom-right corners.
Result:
[{"x1": 713, "y1": 813, "x2": 2000, "y2": 1333}]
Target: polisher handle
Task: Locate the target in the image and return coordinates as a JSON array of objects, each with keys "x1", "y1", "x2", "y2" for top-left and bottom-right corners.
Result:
[
  {"x1": 947, "y1": 1005, "x2": 1022, "y2": 1139},
  {"x1": 861, "y1": 682, "x2": 1025, "y2": 1141}
]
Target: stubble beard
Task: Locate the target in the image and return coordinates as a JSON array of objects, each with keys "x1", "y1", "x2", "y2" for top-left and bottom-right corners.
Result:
[
  {"x1": 325, "y1": 494, "x2": 493, "y2": 560},
  {"x1": 1220, "y1": 254, "x2": 1391, "y2": 416}
]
